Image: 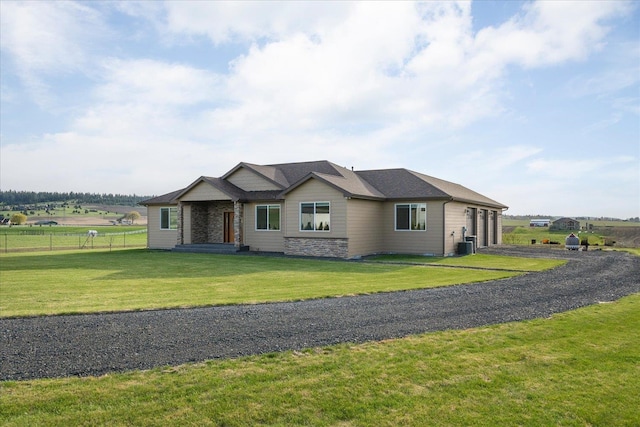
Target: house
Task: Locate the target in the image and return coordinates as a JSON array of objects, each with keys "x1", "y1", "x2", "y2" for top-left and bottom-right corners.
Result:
[
  {"x1": 550, "y1": 217, "x2": 580, "y2": 231},
  {"x1": 141, "y1": 160, "x2": 508, "y2": 258}
]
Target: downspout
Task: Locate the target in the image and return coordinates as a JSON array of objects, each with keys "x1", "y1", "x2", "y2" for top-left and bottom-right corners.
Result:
[{"x1": 442, "y1": 198, "x2": 452, "y2": 256}]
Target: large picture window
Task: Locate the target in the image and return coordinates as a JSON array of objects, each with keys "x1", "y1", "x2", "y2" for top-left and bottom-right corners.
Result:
[
  {"x1": 160, "y1": 207, "x2": 178, "y2": 230},
  {"x1": 300, "y1": 202, "x2": 330, "y2": 231},
  {"x1": 256, "y1": 204, "x2": 281, "y2": 231},
  {"x1": 395, "y1": 203, "x2": 426, "y2": 231}
]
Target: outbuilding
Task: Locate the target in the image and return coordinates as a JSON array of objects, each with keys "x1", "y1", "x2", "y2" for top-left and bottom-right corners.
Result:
[{"x1": 551, "y1": 217, "x2": 581, "y2": 231}]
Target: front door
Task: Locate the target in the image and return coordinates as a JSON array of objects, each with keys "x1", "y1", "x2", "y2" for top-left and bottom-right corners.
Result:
[{"x1": 223, "y1": 212, "x2": 234, "y2": 243}]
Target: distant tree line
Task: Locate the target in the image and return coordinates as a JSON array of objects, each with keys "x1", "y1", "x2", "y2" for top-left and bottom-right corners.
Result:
[{"x1": 0, "y1": 191, "x2": 152, "y2": 206}]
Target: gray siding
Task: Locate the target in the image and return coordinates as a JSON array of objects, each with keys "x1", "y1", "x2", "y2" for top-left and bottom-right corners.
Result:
[
  {"x1": 381, "y1": 201, "x2": 445, "y2": 255},
  {"x1": 346, "y1": 199, "x2": 384, "y2": 257},
  {"x1": 146, "y1": 205, "x2": 178, "y2": 249},
  {"x1": 243, "y1": 202, "x2": 285, "y2": 252},
  {"x1": 180, "y1": 182, "x2": 231, "y2": 202},
  {"x1": 284, "y1": 179, "x2": 347, "y2": 238},
  {"x1": 182, "y1": 204, "x2": 192, "y2": 245},
  {"x1": 443, "y1": 201, "x2": 471, "y2": 255},
  {"x1": 446, "y1": 203, "x2": 504, "y2": 252},
  {"x1": 226, "y1": 168, "x2": 281, "y2": 191},
  {"x1": 494, "y1": 210, "x2": 503, "y2": 244}
]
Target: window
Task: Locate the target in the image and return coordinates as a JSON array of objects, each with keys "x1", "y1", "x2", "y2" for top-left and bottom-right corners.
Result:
[
  {"x1": 256, "y1": 204, "x2": 280, "y2": 231},
  {"x1": 300, "y1": 202, "x2": 330, "y2": 231},
  {"x1": 395, "y1": 203, "x2": 426, "y2": 231},
  {"x1": 160, "y1": 207, "x2": 178, "y2": 230}
]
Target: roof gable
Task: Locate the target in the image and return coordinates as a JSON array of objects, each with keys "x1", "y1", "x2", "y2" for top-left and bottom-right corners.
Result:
[
  {"x1": 222, "y1": 162, "x2": 288, "y2": 189},
  {"x1": 175, "y1": 176, "x2": 247, "y2": 202},
  {"x1": 268, "y1": 160, "x2": 343, "y2": 185},
  {"x1": 280, "y1": 162, "x2": 385, "y2": 200}
]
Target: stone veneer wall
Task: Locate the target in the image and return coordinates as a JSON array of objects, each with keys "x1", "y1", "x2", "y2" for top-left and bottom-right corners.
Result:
[
  {"x1": 189, "y1": 201, "x2": 234, "y2": 243},
  {"x1": 208, "y1": 202, "x2": 234, "y2": 242},
  {"x1": 190, "y1": 203, "x2": 208, "y2": 244},
  {"x1": 284, "y1": 237, "x2": 349, "y2": 258}
]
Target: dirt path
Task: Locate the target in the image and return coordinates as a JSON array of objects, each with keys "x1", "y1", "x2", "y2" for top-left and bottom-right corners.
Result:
[{"x1": 1, "y1": 248, "x2": 638, "y2": 381}]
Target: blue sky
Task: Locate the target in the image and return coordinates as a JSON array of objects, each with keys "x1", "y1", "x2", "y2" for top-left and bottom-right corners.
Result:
[{"x1": 1, "y1": 1, "x2": 638, "y2": 218}]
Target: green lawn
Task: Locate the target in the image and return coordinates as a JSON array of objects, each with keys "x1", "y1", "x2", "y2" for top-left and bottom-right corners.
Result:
[
  {"x1": 0, "y1": 249, "x2": 529, "y2": 317},
  {"x1": 367, "y1": 253, "x2": 565, "y2": 271},
  {"x1": 2, "y1": 294, "x2": 637, "y2": 426}
]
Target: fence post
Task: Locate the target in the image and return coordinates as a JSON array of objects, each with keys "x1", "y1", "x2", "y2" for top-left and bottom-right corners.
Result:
[
  {"x1": 4, "y1": 234, "x2": 6, "y2": 253},
  {"x1": 50, "y1": 234, "x2": 53, "y2": 251},
  {"x1": 123, "y1": 232, "x2": 126, "y2": 248}
]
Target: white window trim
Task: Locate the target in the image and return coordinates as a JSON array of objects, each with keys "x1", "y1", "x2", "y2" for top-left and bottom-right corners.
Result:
[
  {"x1": 299, "y1": 201, "x2": 331, "y2": 232},
  {"x1": 255, "y1": 204, "x2": 281, "y2": 231},
  {"x1": 394, "y1": 203, "x2": 427, "y2": 231},
  {"x1": 160, "y1": 206, "x2": 178, "y2": 230}
]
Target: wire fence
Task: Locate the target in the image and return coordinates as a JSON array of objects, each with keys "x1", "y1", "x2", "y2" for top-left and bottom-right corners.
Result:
[{"x1": 1, "y1": 230, "x2": 147, "y2": 253}]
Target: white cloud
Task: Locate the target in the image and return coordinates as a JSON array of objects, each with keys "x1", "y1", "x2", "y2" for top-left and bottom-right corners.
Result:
[
  {"x1": 163, "y1": 1, "x2": 353, "y2": 44},
  {"x1": 472, "y1": 1, "x2": 629, "y2": 69},
  {"x1": 526, "y1": 156, "x2": 638, "y2": 180},
  {"x1": 95, "y1": 59, "x2": 222, "y2": 107},
  {"x1": 0, "y1": 1, "x2": 106, "y2": 105},
  {"x1": 1, "y1": 0, "x2": 637, "y2": 217}
]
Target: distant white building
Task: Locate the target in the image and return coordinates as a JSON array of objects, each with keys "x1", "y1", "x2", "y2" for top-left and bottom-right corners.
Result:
[{"x1": 530, "y1": 219, "x2": 550, "y2": 227}]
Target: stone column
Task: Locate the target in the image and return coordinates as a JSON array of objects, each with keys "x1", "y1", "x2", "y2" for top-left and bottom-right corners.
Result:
[
  {"x1": 177, "y1": 202, "x2": 183, "y2": 245},
  {"x1": 234, "y1": 201, "x2": 243, "y2": 248}
]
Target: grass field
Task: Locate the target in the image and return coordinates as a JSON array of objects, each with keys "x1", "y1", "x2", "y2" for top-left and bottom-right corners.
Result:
[
  {"x1": 367, "y1": 253, "x2": 564, "y2": 271},
  {"x1": 502, "y1": 219, "x2": 640, "y2": 248},
  {"x1": 1, "y1": 249, "x2": 636, "y2": 425},
  {"x1": 1, "y1": 294, "x2": 638, "y2": 426},
  {"x1": 0, "y1": 226, "x2": 147, "y2": 252},
  {"x1": 503, "y1": 218, "x2": 640, "y2": 228},
  {"x1": 0, "y1": 249, "x2": 550, "y2": 318},
  {"x1": 1, "y1": 204, "x2": 146, "y2": 222}
]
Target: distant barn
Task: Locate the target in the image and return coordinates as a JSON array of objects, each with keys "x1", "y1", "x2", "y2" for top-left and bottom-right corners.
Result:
[
  {"x1": 530, "y1": 219, "x2": 550, "y2": 227},
  {"x1": 550, "y1": 217, "x2": 580, "y2": 231}
]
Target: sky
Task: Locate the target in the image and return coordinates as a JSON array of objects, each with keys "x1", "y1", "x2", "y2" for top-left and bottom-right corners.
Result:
[{"x1": 1, "y1": 1, "x2": 639, "y2": 218}]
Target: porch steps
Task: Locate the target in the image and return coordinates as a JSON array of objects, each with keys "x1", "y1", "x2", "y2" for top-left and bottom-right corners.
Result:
[{"x1": 172, "y1": 244, "x2": 250, "y2": 254}]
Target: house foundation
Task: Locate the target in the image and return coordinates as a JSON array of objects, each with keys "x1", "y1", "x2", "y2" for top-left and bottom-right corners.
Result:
[{"x1": 284, "y1": 237, "x2": 348, "y2": 258}]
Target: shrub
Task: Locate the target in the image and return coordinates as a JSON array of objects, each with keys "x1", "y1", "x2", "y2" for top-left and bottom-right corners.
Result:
[{"x1": 10, "y1": 213, "x2": 27, "y2": 225}]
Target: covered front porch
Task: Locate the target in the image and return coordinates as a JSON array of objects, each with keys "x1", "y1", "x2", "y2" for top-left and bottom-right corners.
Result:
[{"x1": 178, "y1": 200, "x2": 246, "y2": 249}]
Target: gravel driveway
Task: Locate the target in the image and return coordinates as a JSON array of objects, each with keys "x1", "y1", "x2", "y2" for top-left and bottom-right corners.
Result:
[{"x1": 2, "y1": 247, "x2": 639, "y2": 381}]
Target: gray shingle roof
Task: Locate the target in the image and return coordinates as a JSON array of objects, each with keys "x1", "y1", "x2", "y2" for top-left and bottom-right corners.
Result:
[
  {"x1": 269, "y1": 160, "x2": 343, "y2": 186},
  {"x1": 355, "y1": 169, "x2": 450, "y2": 199},
  {"x1": 139, "y1": 189, "x2": 185, "y2": 205},
  {"x1": 145, "y1": 160, "x2": 507, "y2": 209}
]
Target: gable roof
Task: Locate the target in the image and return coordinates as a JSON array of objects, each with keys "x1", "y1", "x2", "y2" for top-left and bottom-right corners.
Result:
[
  {"x1": 553, "y1": 217, "x2": 579, "y2": 223},
  {"x1": 142, "y1": 160, "x2": 507, "y2": 209},
  {"x1": 171, "y1": 176, "x2": 247, "y2": 202},
  {"x1": 225, "y1": 160, "x2": 346, "y2": 188},
  {"x1": 281, "y1": 162, "x2": 386, "y2": 200},
  {"x1": 222, "y1": 162, "x2": 289, "y2": 189}
]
